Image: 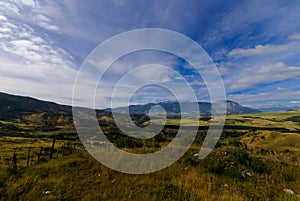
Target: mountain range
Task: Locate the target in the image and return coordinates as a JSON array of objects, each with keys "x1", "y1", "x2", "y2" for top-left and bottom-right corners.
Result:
[
  {"x1": 106, "y1": 100, "x2": 260, "y2": 116},
  {"x1": 0, "y1": 92, "x2": 262, "y2": 122}
]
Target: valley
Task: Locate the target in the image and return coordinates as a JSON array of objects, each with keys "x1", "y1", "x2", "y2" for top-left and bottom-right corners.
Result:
[{"x1": 0, "y1": 93, "x2": 300, "y2": 200}]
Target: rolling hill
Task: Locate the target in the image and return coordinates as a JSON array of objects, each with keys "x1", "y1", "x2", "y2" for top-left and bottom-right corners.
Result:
[{"x1": 0, "y1": 92, "x2": 71, "y2": 120}]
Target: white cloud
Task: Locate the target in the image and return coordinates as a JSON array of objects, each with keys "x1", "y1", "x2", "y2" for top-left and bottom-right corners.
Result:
[
  {"x1": 290, "y1": 100, "x2": 300, "y2": 104},
  {"x1": 34, "y1": 14, "x2": 58, "y2": 31},
  {"x1": 0, "y1": 20, "x2": 72, "y2": 67},
  {"x1": 228, "y1": 89, "x2": 300, "y2": 107},
  {"x1": 289, "y1": 33, "x2": 300, "y2": 40},
  {"x1": 0, "y1": 0, "x2": 60, "y2": 32},
  {"x1": 228, "y1": 42, "x2": 297, "y2": 57},
  {"x1": 0, "y1": 0, "x2": 298, "y2": 109},
  {"x1": 229, "y1": 63, "x2": 300, "y2": 90},
  {"x1": 0, "y1": 1, "x2": 20, "y2": 15},
  {"x1": 0, "y1": 11, "x2": 77, "y2": 105},
  {"x1": 21, "y1": 0, "x2": 35, "y2": 7},
  {"x1": 228, "y1": 33, "x2": 300, "y2": 58},
  {"x1": 0, "y1": 15, "x2": 7, "y2": 21},
  {"x1": 129, "y1": 65, "x2": 172, "y2": 84},
  {"x1": 202, "y1": 1, "x2": 300, "y2": 48}
]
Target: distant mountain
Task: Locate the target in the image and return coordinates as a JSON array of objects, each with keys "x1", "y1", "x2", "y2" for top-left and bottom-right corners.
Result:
[
  {"x1": 222, "y1": 100, "x2": 261, "y2": 114},
  {"x1": 106, "y1": 100, "x2": 260, "y2": 116},
  {"x1": 0, "y1": 92, "x2": 260, "y2": 123},
  {"x1": 257, "y1": 106, "x2": 300, "y2": 112}
]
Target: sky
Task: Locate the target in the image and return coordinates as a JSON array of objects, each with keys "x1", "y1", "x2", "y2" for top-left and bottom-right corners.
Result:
[{"x1": 0, "y1": 0, "x2": 300, "y2": 109}]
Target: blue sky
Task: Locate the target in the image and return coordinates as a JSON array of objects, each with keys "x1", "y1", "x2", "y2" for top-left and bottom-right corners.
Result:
[{"x1": 0, "y1": 0, "x2": 300, "y2": 108}]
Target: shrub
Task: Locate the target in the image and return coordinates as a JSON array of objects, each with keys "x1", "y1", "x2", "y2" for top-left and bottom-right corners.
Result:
[
  {"x1": 153, "y1": 143, "x2": 161, "y2": 148},
  {"x1": 115, "y1": 137, "x2": 143, "y2": 149},
  {"x1": 36, "y1": 171, "x2": 48, "y2": 179},
  {"x1": 182, "y1": 157, "x2": 198, "y2": 167},
  {"x1": 154, "y1": 133, "x2": 166, "y2": 142}
]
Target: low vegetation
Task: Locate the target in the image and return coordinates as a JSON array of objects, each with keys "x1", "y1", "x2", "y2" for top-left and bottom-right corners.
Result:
[{"x1": 0, "y1": 110, "x2": 300, "y2": 200}]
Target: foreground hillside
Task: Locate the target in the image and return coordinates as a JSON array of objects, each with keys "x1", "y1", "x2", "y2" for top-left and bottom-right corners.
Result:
[
  {"x1": 0, "y1": 109, "x2": 300, "y2": 200},
  {"x1": 1, "y1": 136, "x2": 300, "y2": 201}
]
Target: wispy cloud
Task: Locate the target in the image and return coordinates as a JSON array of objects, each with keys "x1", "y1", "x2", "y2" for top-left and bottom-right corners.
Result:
[
  {"x1": 228, "y1": 63, "x2": 300, "y2": 90},
  {"x1": 228, "y1": 88, "x2": 300, "y2": 107},
  {"x1": 228, "y1": 42, "x2": 297, "y2": 58},
  {"x1": 228, "y1": 35, "x2": 300, "y2": 58},
  {"x1": 0, "y1": 0, "x2": 299, "y2": 108},
  {"x1": 0, "y1": 2, "x2": 77, "y2": 104}
]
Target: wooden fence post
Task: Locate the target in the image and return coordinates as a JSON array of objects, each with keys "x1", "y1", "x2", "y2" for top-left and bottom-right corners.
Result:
[
  {"x1": 38, "y1": 147, "x2": 43, "y2": 162},
  {"x1": 31, "y1": 151, "x2": 34, "y2": 165},
  {"x1": 26, "y1": 148, "x2": 30, "y2": 167},
  {"x1": 49, "y1": 138, "x2": 56, "y2": 159},
  {"x1": 10, "y1": 151, "x2": 17, "y2": 169}
]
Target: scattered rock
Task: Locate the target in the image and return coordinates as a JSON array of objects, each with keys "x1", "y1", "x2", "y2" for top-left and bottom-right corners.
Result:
[
  {"x1": 112, "y1": 179, "x2": 116, "y2": 184},
  {"x1": 245, "y1": 172, "x2": 252, "y2": 177},
  {"x1": 193, "y1": 153, "x2": 199, "y2": 157},
  {"x1": 283, "y1": 188, "x2": 295, "y2": 195},
  {"x1": 224, "y1": 184, "x2": 229, "y2": 188},
  {"x1": 241, "y1": 171, "x2": 252, "y2": 178},
  {"x1": 98, "y1": 174, "x2": 101, "y2": 176},
  {"x1": 43, "y1": 190, "x2": 51, "y2": 195}
]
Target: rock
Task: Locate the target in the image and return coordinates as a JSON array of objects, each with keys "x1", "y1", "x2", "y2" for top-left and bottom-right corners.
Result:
[
  {"x1": 245, "y1": 172, "x2": 252, "y2": 177},
  {"x1": 193, "y1": 153, "x2": 199, "y2": 157},
  {"x1": 283, "y1": 188, "x2": 295, "y2": 195},
  {"x1": 241, "y1": 172, "x2": 252, "y2": 178},
  {"x1": 43, "y1": 190, "x2": 51, "y2": 195},
  {"x1": 224, "y1": 184, "x2": 229, "y2": 188}
]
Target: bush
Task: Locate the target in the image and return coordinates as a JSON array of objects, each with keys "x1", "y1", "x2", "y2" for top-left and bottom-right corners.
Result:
[
  {"x1": 182, "y1": 157, "x2": 198, "y2": 167},
  {"x1": 228, "y1": 140, "x2": 244, "y2": 148},
  {"x1": 247, "y1": 158, "x2": 268, "y2": 174},
  {"x1": 153, "y1": 143, "x2": 161, "y2": 148},
  {"x1": 154, "y1": 133, "x2": 166, "y2": 142},
  {"x1": 115, "y1": 137, "x2": 143, "y2": 149},
  {"x1": 231, "y1": 148, "x2": 249, "y2": 165}
]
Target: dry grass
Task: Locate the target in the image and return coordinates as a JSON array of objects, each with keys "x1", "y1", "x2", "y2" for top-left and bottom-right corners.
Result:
[{"x1": 1, "y1": 111, "x2": 300, "y2": 200}]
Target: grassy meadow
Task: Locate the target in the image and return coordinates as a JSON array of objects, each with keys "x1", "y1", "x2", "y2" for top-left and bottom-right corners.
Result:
[{"x1": 0, "y1": 111, "x2": 300, "y2": 200}]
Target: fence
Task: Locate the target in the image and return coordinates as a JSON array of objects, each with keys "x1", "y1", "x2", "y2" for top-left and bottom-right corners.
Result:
[{"x1": 8, "y1": 138, "x2": 82, "y2": 170}]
